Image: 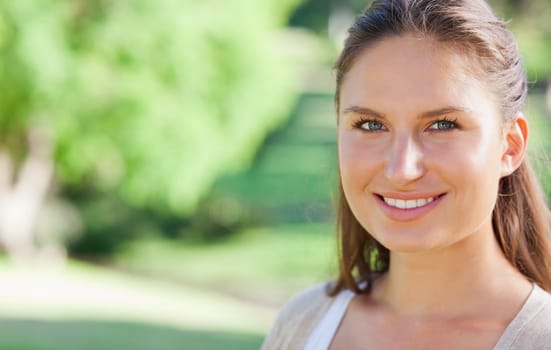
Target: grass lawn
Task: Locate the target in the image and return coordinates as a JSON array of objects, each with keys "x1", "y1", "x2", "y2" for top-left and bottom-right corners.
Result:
[
  {"x1": 0, "y1": 319, "x2": 263, "y2": 350},
  {"x1": 113, "y1": 223, "x2": 337, "y2": 306},
  {"x1": 0, "y1": 261, "x2": 273, "y2": 350},
  {"x1": 0, "y1": 223, "x2": 336, "y2": 349}
]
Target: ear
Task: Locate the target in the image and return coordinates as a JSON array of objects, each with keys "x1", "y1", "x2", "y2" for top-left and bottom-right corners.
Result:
[{"x1": 500, "y1": 114, "x2": 528, "y2": 177}]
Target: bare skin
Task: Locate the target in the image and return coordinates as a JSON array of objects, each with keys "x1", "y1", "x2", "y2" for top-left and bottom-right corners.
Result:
[
  {"x1": 332, "y1": 34, "x2": 531, "y2": 349},
  {"x1": 329, "y1": 225, "x2": 531, "y2": 349}
]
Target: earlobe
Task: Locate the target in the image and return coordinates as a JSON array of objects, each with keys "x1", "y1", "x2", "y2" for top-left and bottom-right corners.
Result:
[{"x1": 500, "y1": 114, "x2": 528, "y2": 177}]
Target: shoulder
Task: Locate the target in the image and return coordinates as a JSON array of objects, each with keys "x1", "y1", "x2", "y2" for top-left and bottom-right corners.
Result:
[
  {"x1": 261, "y1": 282, "x2": 336, "y2": 350},
  {"x1": 518, "y1": 286, "x2": 551, "y2": 345},
  {"x1": 499, "y1": 284, "x2": 551, "y2": 349}
]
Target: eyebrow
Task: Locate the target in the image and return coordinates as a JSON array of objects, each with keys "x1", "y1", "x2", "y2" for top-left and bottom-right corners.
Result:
[{"x1": 342, "y1": 105, "x2": 471, "y2": 119}]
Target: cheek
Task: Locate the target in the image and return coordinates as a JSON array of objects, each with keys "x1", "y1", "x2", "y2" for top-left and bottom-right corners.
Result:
[
  {"x1": 429, "y1": 132, "x2": 503, "y2": 209},
  {"x1": 338, "y1": 131, "x2": 384, "y2": 185},
  {"x1": 338, "y1": 134, "x2": 358, "y2": 176},
  {"x1": 431, "y1": 131, "x2": 503, "y2": 177},
  {"x1": 339, "y1": 132, "x2": 367, "y2": 205}
]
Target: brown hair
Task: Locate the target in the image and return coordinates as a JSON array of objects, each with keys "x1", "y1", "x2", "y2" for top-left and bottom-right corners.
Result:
[{"x1": 330, "y1": 0, "x2": 551, "y2": 295}]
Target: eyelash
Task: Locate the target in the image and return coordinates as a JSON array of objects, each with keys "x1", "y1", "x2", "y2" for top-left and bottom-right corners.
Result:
[
  {"x1": 428, "y1": 117, "x2": 458, "y2": 131},
  {"x1": 353, "y1": 117, "x2": 385, "y2": 131},
  {"x1": 353, "y1": 116, "x2": 459, "y2": 132}
]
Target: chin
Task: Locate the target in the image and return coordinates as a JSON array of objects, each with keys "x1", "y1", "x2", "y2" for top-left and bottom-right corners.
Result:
[{"x1": 371, "y1": 229, "x2": 443, "y2": 254}]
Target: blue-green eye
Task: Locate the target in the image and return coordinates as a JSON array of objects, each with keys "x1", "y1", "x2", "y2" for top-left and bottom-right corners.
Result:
[
  {"x1": 359, "y1": 120, "x2": 385, "y2": 131},
  {"x1": 429, "y1": 119, "x2": 457, "y2": 131}
]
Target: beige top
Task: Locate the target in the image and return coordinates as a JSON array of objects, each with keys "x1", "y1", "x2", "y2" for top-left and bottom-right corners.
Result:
[{"x1": 262, "y1": 282, "x2": 551, "y2": 350}]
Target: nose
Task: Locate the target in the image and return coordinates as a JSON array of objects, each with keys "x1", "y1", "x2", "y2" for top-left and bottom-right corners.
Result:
[{"x1": 384, "y1": 133, "x2": 425, "y2": 186}]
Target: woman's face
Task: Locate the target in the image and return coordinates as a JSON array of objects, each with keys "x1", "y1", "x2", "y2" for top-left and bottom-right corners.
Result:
[{"x1": 338, "y1": 35, "x2": 512, "y2": 253}]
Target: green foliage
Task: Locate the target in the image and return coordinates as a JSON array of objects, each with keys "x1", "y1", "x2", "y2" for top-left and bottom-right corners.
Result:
[
  {"x1": 526, "y1": 94, "x2": 551, "y2": 198},
  {"x1": 0, "y1": 0, "x2": 301, "y2": 215},
  {"x1": 479, "y1": 1, "x2": 551, "y2": 80}
]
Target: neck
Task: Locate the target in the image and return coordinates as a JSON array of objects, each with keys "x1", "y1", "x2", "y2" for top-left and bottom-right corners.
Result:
[{"x1": 372, "y1": 223, "x2": 531, "y2": 316}]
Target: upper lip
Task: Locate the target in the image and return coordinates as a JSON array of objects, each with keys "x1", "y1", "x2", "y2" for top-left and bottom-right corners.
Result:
[{"x1": 375, "y1": 191, "x2": 446, "y2": 200}]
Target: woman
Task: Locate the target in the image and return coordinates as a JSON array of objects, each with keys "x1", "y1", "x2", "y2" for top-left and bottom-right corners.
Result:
[{"x1": 263, "y1": 0, "x2": 551, "y2": 349}]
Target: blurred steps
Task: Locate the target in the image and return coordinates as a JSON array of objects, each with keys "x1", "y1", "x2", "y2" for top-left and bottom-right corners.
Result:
[{"x1": 203, "y1": 92, "x2": 338, "y2": 226}]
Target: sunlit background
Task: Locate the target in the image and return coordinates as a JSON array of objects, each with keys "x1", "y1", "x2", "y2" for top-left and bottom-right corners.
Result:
[{"x1": 0, "y1": 1, "x2": 549, "y2": 349}]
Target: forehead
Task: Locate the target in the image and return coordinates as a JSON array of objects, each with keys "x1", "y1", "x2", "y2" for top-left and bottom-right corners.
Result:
[{"x1": 339, "y1": 35, "x2": 497, "y2": 115}]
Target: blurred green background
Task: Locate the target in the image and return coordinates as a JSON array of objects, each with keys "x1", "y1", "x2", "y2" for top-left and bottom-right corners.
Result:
[{"x1": 0, "y1": 1, "x2": 549, "y2": 349}]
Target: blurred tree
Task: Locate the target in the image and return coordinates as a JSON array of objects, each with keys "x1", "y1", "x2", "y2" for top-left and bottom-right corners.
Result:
[
  {"x1": 0, "y1": 128, "x2": 53, "y2": 260},
  {"x1": 0, "y1": 0, "x2": 301, "y2": 257}
]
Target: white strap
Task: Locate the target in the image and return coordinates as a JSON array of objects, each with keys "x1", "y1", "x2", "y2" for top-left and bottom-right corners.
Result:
[{"x1": 303, "y1": 289, "x2": 355, "y2": 350}]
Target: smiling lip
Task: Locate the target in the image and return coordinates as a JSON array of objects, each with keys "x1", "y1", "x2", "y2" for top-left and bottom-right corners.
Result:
[{"x1": 374, "y1": 192, "x2": 446, "y2": 222}]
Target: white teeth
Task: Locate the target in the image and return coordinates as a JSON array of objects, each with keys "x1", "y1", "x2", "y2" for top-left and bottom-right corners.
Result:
[
  {"x1": 416, "y1": 198, "x2": 427, "y2": 207},
  {"x1": 383, "y1": 195, "x2": 438, "y2": 209},
  {"x1": 395, "y1": 199, "x2": 406, "y2": 209}
]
